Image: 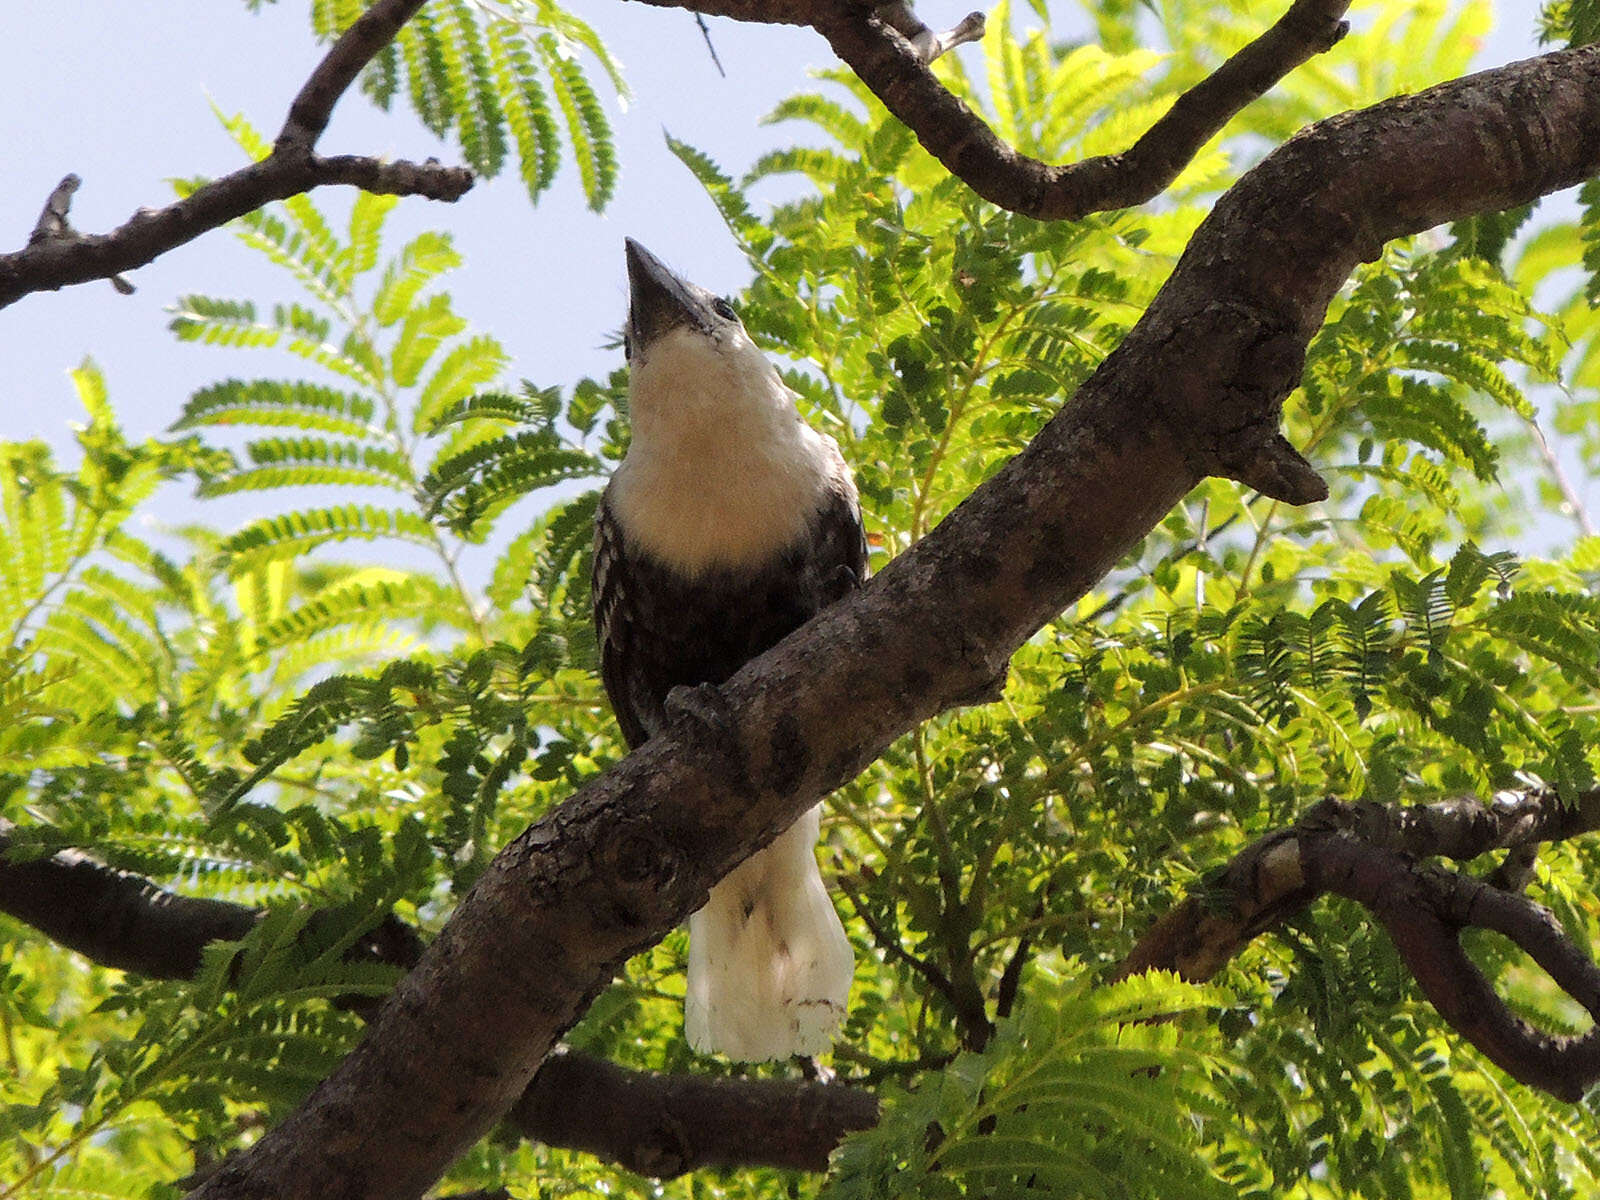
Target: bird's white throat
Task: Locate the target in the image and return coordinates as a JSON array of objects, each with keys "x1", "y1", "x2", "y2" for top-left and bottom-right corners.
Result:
[{"x1": 609, "y1": 325, "x2": 846, "y2": 577}]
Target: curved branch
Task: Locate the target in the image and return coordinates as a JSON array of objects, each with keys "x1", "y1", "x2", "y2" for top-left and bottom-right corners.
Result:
[
  {"x1": 182, "y1": 44, "x2": 1600, "y2": 1200},
  {"x1": 1119, "y1": 790, "x2": 1600, "y2": 1100},
  {"x1": 0, "y1": 824, "x2": 873, "y2": 1176},
  {"x1": 0, "y1": 0, "x2": 472, "y2": 311},
  {"x1": 632, "y1": 0, "x2": 1351, "y2": 219},
  {"x1": 817, "y1": 0, "x2": 1351, "y2": 219}
]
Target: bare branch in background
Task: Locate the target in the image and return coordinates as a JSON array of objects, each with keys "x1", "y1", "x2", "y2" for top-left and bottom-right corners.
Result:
[
  {"x1": 1119, "y1": 789, "x2": 1600, "y2": 1100},
  {"x1": 0, "y1": 0, "x2": 472, "y2": 311},
  {"x1": 628, "y1": 0, "x2": 1351, "y2": 218}
]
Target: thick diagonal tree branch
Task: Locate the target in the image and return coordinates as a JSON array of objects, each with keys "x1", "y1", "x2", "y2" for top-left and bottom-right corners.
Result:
[
  {"x1": 1119, "y1": 789, "x2": 1600, "y2": 1101},
  {"x1": 0, "y1": 824, "x2": 874, "y2": 1176},
  {"x1": 0, "y1": 0, "x2": 472, "y2": 311},
  {"x1": 181, "y1": 45, "x2": 1600, "y2": 1200},
  {"x1": 631, "y1": 0, "x2": 1352, "y2": 219}
]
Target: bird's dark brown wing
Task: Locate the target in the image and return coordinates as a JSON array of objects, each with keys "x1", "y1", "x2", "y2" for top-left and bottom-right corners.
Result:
[
  {"x1": 592, "y1": 490, "x2": 653, "y2": 749},
  {"x1": 592, "y1": 480, "x2": 867, "y2": 751}
]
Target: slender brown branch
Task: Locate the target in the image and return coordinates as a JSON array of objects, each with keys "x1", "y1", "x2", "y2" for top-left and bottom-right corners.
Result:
[
  {"x1": 630, "y1": 0, "x2": 1351, "y2": 220},
  {"x1": 0, "y1": 0, "x2": 471, "y2": 311},
  {"x1": 817, "y1": 0, "x2": 1351, "y2": 220},
  {"x1": 0, "y1": 824, "x2": 873, "y2": 1177},
  {"x1": 0, "y1": 821, "x2": 257, "y2": 978},
  {"x1": 994, "y1": 893, "x2": 1046, "y2": 1021},
  {"x1": 1119, "y1": 789, "x2": 1600, "y2": 1100}
]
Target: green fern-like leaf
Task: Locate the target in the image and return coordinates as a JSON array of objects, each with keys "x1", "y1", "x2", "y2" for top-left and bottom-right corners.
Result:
[
  {"x1": 308, "y1": 0, "x2": 363, "y2": 39},
  {"x1": 414, "y1": 335, "x2": 511, "y2": 431},
  {"x1": 169, "y1": 296, "x2": 276, "y2": 348},
  {"x1": 666, "y1": 132, "x2": 774, "y2": 256},
  {"x1": 537, "y1": 32, "x2": 616, "y2": 211},
  {"x1": 255, "y1": 574, "x2": 458, "y2": 652},
  {"x1": 532, "y1": 0, "x2": 628, "y2": 97},
  {"x1": 437, "y1": 0, "x2": 509, "y2": 176},
  {"x1": 1401, "y1": 340, "x2": 1535, "y2": 417},
  {"x1": 372, "y1": 232, "x2": 462, "y2": 328},
  {"x1": 220, "y1": 505, "x2": 439, "y2": 569},
  {"x1": 361, "y1": 37, "x2": 402, "y2": 108},
  {"x1": 425, "y1": 388, "x2": 556, "y2": 433},
  {"x1": 742, "y1": 145, "x2": 854, "y2": 192},
  {"x1": 173, "y1": 379, "x2": 379, "y2": 437},
  {"x1": 1362, "y1": 376, "x2": 1499, "y2": 481},
  {"x1": 1479, "y1": 591, "x2": 1600, "y2": 688},
  {"x1": 1448, "y1": 203, "x2": 1536, "y2": 267},
  {"x1": 1391, "y1": 569, "x2": 1454, "y2": 657},
  {"x1": 169, "y1": 295, "x2": 380, "y2": 386},
  {"x1": 1543, "y1": 0, "x2": 1600, "y2": 45},
  {"x1": 486, "y1": 19, "x2": 562, "y2": 200},
  {"x1": 827, "y1": 970, "x2": 1232, "y2": 1200},
  {"x1": 198, "y1": 437, "x2": 415, "y2": 497},
  {"x1": 423, "y1": 431, "x2": 600, "y2": 535},
  {"x1": 397, "y1": 8, "x2": 455, "y2": 138},
  {"x1": 234, "y1": 209, "x2": 345, "y2": 310},
  {"x1": 761, "y1": 91, "x2": 871, "y2": 151},
  {"x1": 391, "y1": 293, "x2": 468, "y2": 387},
  {"x1": 341, "y1": 190, "x2": 399, "y2": 285}
]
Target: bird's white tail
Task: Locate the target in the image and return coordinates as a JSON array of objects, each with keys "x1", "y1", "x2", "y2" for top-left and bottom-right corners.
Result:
[{"x1": 685, "y1": 805, "x2": 853, "y2": 1060}]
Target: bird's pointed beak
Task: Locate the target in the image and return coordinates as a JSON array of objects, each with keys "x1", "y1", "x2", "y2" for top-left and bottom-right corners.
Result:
[{"x1": 625, "y1": 238, "x2": 710, "y2": 353}]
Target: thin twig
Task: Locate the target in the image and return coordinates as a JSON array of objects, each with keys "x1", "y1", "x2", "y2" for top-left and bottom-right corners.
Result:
[
  {"x1": 1526, "y1": 410, "x2": 1596, "y2": 537},
  {"x1": 276, "y1": 0, "x2": 431, "y2": 150},
  {"x1": 693, "y1": 13, "x2": 727, "y2": 77},
  {"x1": 833, "y1": 867, "x2": 968, "y2": 1014}
]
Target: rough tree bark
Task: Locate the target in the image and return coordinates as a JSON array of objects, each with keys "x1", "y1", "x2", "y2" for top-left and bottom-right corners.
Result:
[{"x1": 175, "y1": 43, "x2": 1600, "y2": 1200}]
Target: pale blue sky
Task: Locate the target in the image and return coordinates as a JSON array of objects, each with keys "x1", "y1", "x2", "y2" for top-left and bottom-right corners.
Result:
[{"x1": 0, "y1": 3, "x2": 1551, "y2": 550}]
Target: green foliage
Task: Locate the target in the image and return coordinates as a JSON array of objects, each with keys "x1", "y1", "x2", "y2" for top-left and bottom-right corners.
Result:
[
  {"x1": 1540, "y1": 0, "x2": 1600, "y2": 44},
  {"x1": 3, "y1": 131, "x2": 618, "y2": 1197},
  {"x1": 827, "y1": 972, "x2": 1234, "y2": 1200},
  {"x1": 11, "y1": 2, "x2": 1600, "y2": 1198},
  {"x1": 252, "y1": 0, "x2": 625, "y2": 206},
  {"x1": 359, "y1": 0, "x2": 623, "y2": 208}
]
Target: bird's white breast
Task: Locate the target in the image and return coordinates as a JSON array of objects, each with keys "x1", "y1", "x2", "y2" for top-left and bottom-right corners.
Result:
[{"x1": 608, "y1": 325, "x2": 849, "y2": 578}]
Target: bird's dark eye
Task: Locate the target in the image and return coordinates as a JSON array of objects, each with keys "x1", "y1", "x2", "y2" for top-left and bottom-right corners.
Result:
[{"x1": 712, "y1": 297, "x2": 738, "y2": 321}]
